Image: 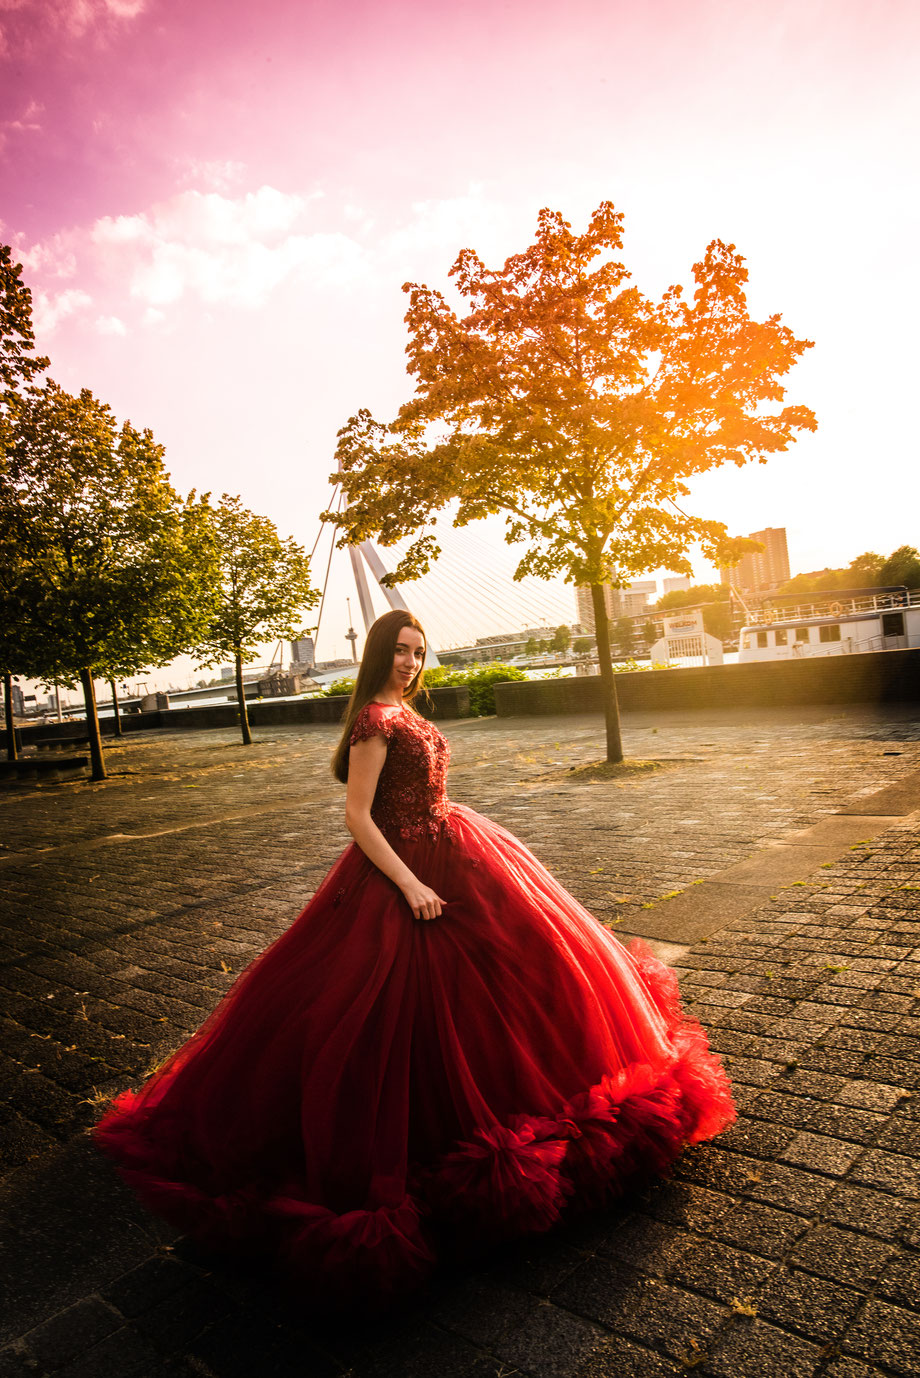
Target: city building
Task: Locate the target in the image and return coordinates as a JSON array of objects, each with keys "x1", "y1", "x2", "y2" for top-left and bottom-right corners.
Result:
[
  {"x1": 438, "y1": 625, "x2": 574, "y2": 666},
  {"x1": 720, "y1": 527, "x2": 790, "y2": 594},
  {"x1": 662, "y1": 575, "x2": 692, "y2": 594},
  {"x1": 575, "y1": 580, "x2": 658, "y2": 630}
]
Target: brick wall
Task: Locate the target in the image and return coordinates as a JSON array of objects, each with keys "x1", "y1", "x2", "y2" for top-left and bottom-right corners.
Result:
[{"x1": 18, "y1": 684, "x2": 472, "y2": 744}]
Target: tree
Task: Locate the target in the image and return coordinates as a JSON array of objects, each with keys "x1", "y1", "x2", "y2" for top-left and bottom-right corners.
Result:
[
  {"x1": 328, "y1": 203, "x2": 815, "y2": 761},
  {"x1": 1, "y1": 245, "x2": 48, "y2": 390},
  {"x1": 194, "y1": 495, "x2": 317, "y2": 746},
  {"x1": 878, "y1": 545, "x2": 920, "y2": 589},
  {"x1": 701, "y1": 601, "x2": 734, "y2": 642},
  {"x1": 0, "y1": 245, "x2": 48, "y2": 760},
  {"x1": 612, "y1": 617, "x2": 635, "y2": 657},
  {"x1": 655, "y1": 583, "x2": 729, "y2": 611},
  {"x1": 643, "y1": 621, "x2": 658, "y2": 647},
  {"x1": 524, "y1": 636, "x2": 538, "y2": 655},
  {"x1": 776, "y1": 547, "x2": 919, "y2": 596},
  {"x1": 572, "y1": 636, "x2": 593, "y2": 655},
  {"x1": 0, "y1": 381, "x2": 218, "y2": 779},
  {"x1": 552, "y1": 624, "x2": 571, "y2": 653},
  {"x1": 848, "y1": 551, "x2": 885, "y2": 584}
]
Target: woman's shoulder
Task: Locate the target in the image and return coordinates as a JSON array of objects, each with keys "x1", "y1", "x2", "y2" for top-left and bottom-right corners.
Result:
[{"x1": 349, "y1": 701, "x2": 405, "y2": 746}]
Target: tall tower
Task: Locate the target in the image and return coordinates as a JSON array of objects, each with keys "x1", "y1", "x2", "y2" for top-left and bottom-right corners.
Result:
[{"x1": 720, "y1": 528, "x2": 790, "y2": 593}]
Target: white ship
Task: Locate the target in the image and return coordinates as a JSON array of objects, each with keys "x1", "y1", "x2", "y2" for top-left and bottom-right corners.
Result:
[{"x1": 737, "y1": 586, "x2": 920, "y2": 662}]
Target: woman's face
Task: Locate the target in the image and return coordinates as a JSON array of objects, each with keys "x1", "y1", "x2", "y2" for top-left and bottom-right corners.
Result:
[{"x1": 386, "y1": 625, "x2": 425, "y2": 696}]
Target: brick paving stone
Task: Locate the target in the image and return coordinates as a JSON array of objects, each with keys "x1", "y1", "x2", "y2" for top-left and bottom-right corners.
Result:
[
  {"x1": 21, "y1": 1298, "x2": 122, "y2": 1371},
  {"x1": 842, "y1": 1298, "x2": 920, "y2": 1376},
  {"x1": 701, "y1": 1316, "x2": 823, "y2": 1378},
  {"x1": 1, "y1": 708, "x2": 919, "y2": 1378},
  {"x1": 876, "y1": 1249, "x2": 920, "y2": 1308},
  {"x1": 100, "y1": 1254, "x2": 202, "y2": 1318},
  {"x1": 593, "y1": 1214, "x2": 692, "y2": 1275},
  {"x1": 822, "y1": 1359, "x2": 894, "y2": 1378},
  {"x1": 709, "y1": 1200, "x2": 809, "y2": 1258},
  {"x1": 780, "y1": 1130, "x2": 865, "y2": 1176},
  {"x1": 744, "y1": 1162, "x2": 836, "y2": 1216},
  {"x1": 803, "y1": 1102, "x2": 889, "y2": 1143},
  {"x1": 0, "y1": 1350, "x2": 42, "y2": 1378},
  {"x1": 819, "y1": 1182, "x2": 918, "y2": 1240},
  {"x1": 848, "y1": 1147, "x2": 920, "y2": 1197},
  {"x1": 836, "y1": 1081, "x2": 910, "y2": 1111},
  {"x1": 574, "y1": 1334, "x2": 686, "y2": 1377},
  {"x1": 54, "y1": 1326, "x2": 175, "y2": 1378},
  {"x1": 756, "y1": 1265, "x2": 864, "y2": 1340},
  {"x1": 663, "y1": 1236, "x2": 777, "y2": 1303},
  {"x1": 788, "y1": 1224, "x2": 895, "y2": 1288}
]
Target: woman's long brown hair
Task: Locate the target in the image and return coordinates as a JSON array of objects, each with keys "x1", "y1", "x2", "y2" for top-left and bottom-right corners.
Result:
[{"x1": 330, "y1": 609, "x2": 427, "y2": 782}]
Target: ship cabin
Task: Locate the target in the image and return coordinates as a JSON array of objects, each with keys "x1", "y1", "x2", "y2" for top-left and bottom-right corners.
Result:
[{"x1": 737, "y1": 586, "x2": 920, "y2": 662}]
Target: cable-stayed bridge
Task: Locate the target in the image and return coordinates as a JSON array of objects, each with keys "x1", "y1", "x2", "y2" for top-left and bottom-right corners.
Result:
[{"x1": 311, "y1": 500, "x2": 578, "y2": 664}]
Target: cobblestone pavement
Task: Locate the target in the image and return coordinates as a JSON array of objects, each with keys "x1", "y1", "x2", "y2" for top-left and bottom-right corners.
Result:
[{"x1": 1, "y1": 704, "x2": 919, "y2": 1376}]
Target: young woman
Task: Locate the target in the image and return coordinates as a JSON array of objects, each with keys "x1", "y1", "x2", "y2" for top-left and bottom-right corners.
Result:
[{"x1": 95, "y1": 609, "x2": 734, "y2": 1307}]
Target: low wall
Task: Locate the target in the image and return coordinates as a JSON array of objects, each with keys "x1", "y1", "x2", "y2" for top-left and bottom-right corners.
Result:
[
  {"x1": 18, "y1": 684, "x2": 472, "y2": 744},
  {"x1": 493, "y1": 647, "x2": 920, "y2": 717}
]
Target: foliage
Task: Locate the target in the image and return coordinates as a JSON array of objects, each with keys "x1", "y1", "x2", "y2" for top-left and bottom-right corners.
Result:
[
  {"x1": 0, "y1": 381, "x2": 219, "y2": 777},
  {"x1": 323, "y1": 676, "x2": 357, "y2": 697},
  {"x1": 0, "y1": 245, "x2": 48, "y2": 390},
  {"x1": 195, "y1": 495, "x2": 317, "y2": 745},
  {"x1": 701, "y1": 601, "x2": 735, "y2": 641},
  {"x1": 572, "y1": 636, "x2": 593, "y2": 654},
  {"x1": 777, "y1": 546, "x2": 920, "y2": 595},
  {"x1": 878, "y1": 546, "x2": 920, "y2": 588},
  {"x1": 195, "y1": 496, "x2": 317, "y2": 669},
  {"x1": 655, "y1": 582, "x2": 730, "y2": 611},
  {"x1": 326, "y1": 201, "x2": 814, "y2": 761},
  {"x1": 611, "y1": 616, "x2": 635, "y2": 655},
  {"x1": 551, "y1": 624, "x2": 571, "y2": 652},
  {"x1": 423, "y1": 662, "x2": 527, "y2": 716}
]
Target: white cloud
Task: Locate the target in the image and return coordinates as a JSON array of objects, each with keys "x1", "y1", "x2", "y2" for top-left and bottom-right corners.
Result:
[
  {"x1": 178, "y1": 159, "x2": 248, "y2": 193},
  {"x1": 33, "y1": 287, "x2": 92, "y2": 334},
  {"x1": 91, "y1": 186, "x2": 368, "y2": 309},
  {"x1": 95, "y1": 313, "x2": 126, "y2": 335},
  {"x1": 0, "y1": 0, "x2": 146, "y2": 55}
]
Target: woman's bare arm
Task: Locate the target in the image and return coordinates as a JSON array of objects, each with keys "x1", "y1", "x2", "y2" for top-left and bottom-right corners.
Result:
[{"x1": 345, "y1": 735, "x2": 445, "y2": 921}]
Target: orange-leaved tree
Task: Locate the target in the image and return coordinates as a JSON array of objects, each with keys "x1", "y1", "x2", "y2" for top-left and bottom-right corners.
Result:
[{"x1": 326, "y1": 203, "x2": 816, "y2": 761}]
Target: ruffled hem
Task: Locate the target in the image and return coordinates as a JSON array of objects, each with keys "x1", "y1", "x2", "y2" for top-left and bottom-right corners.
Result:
[{"x1": 94, "y1": 1025, "x2": 734, "y2": 1309}]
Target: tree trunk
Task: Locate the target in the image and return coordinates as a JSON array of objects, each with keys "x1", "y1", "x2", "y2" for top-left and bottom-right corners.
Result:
[
  {"x1": 235, "y1": 652, "x2": 253, "y2": 746},
  {"x1": 591, "y1": 583, "x2": 624, "y2": 764},
  {"x1": 3, "y1": 673, "x2": 18, "y2": 762},
  {"x1": 109, "y1": 679, "x2": 123, "y2": 737},
  {"x1": 79, "y1": 667, "x2": 107, "y2": 781}
]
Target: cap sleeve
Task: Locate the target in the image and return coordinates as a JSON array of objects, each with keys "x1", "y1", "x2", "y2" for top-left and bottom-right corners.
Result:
[{"x1": 349, "y1": 702, "x2": 400, "y2": 747}]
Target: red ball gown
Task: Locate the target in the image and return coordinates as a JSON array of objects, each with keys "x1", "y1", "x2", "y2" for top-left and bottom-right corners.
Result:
[{"x1": 95, "y1": 702, "x2": 734, "y2": 1306}]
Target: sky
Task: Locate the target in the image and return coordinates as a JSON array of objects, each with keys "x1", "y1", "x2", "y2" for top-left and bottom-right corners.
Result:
[{"x1": 3, "y1": 0, "x2": 919, "y2": 686}]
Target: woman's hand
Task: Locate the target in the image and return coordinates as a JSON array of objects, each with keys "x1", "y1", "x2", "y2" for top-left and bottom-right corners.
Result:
[{"x1": 401, "y1": 878, "x2": 446, "y2": 922}]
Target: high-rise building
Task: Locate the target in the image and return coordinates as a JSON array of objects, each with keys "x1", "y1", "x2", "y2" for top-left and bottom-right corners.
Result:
[
  {"x1": 720, "y1": 527, "x2": 790, "y2": 594},
  {"x1": 576, "y1": 580, "x2": 658, "y2": 630},
  {"x1": 663, "y1": 575, "x2": 692, "y2": 594}
]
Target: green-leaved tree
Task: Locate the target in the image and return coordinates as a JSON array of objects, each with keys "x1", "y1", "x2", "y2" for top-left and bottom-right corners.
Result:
[
  {"x1": 1, "y1": 244, "x2": 49, "y2": 759},
  {"x1": 195, "y1": 496, "x2": 317, "y2": 746},
  {"x1": 326, "y1": 203, "x2": 815, "y2": 761},
  {"x1": 0, "y1": 381, "x2": 218, "y2": 779}
]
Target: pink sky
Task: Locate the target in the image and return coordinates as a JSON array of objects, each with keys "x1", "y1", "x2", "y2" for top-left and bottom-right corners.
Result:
[{"x1": 3, "y1": 0, "x2": 919, "y2": 683}]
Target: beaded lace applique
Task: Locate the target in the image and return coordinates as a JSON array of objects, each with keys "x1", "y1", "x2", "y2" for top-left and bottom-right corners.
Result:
[{"x1": 349, "y1": 703, "x2": 454, "y2": 842}]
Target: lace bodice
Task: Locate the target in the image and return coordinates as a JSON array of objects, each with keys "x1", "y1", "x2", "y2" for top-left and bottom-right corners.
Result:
[{"x1": 348, "y1": 701, "x2": 452, "y2": 841}]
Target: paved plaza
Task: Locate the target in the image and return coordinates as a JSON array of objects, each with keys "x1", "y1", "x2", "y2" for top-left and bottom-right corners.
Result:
[{"x1": 1, "y1": 703, "x2": 919, "y2": 1377}]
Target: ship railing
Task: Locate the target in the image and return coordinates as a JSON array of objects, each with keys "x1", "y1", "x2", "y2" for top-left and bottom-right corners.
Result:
[{"x1": 746, "y1": 588, "x2": 920, "y2": 626}]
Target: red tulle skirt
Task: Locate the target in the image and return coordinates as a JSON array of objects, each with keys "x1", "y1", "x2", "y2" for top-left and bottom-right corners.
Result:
[{"x1": 94, "y1": 804, "x2": 734, "y2": 1306}]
